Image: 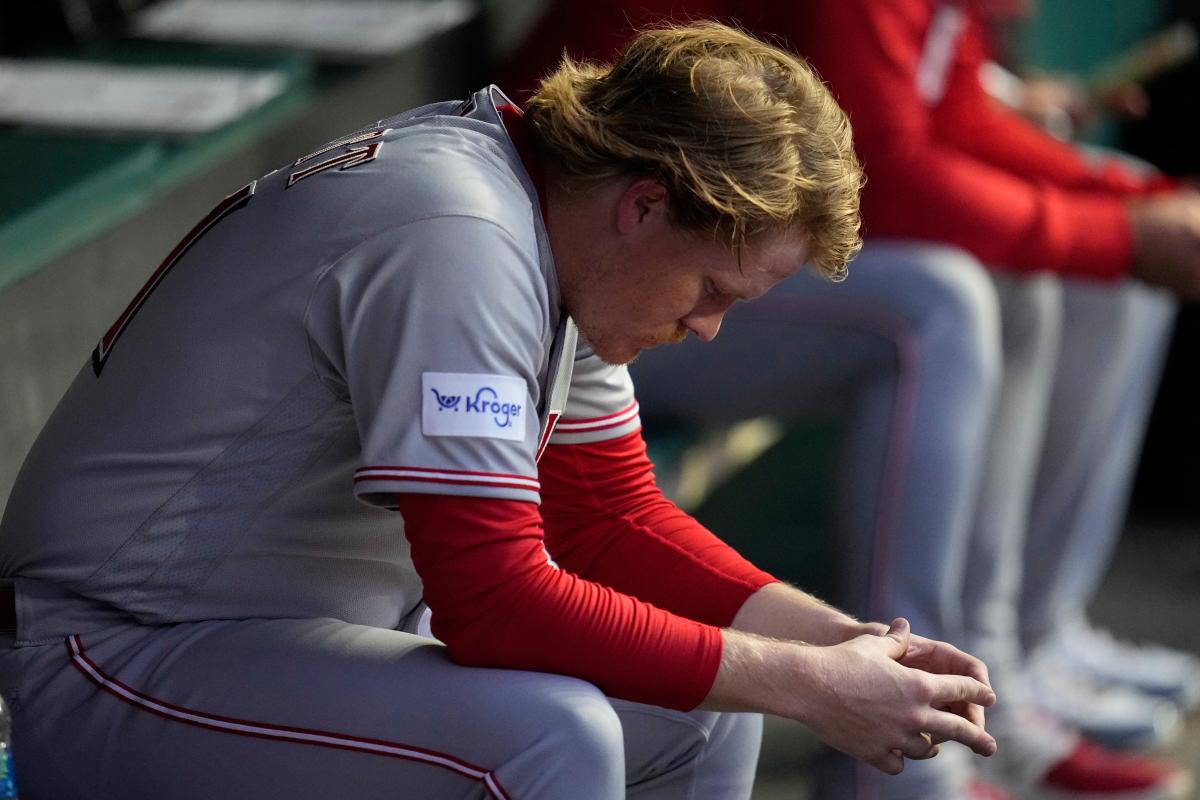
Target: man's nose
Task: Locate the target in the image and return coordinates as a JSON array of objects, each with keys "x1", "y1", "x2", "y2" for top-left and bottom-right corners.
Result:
[{"x1": 681, "y1": 308, "x2": 726, "y2": 342}]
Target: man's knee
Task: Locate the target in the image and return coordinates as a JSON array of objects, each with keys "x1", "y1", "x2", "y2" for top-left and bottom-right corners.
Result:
[
  {"x1": 861, "y1": 241, "x2": 1003, "y2": 396},
  {"x1": 507, "y1": 677, "x2": 626, "y2": 784},
  {"x1": 545, "y1": 683, "x2": 625, "y2": 761},
  {"x1": 1062, "y1": 278, "x2": 1177, "y2": 353},
  {"x1": 861, "y1": 241, "x2": 997, "y2": 332},
  {"x1": 993, "y1": 272, "x2": 1064, "y2": 361}
]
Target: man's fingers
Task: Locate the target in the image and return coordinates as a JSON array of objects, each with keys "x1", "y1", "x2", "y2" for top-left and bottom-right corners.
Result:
[
  {"x1": 924, "y1": 709, "x2": 997, "y2": 757},
  {"x1": 883, "y1": 617, "x2": 911, "y2": 659},
  {"x1": 963, "y1": 700, "x2": 986, "y2": 730},
  {"x1": 871, "y1": 751, "x2": 905, "y2": 775},
  {"x1": 899, "y1": 733, "x2": 939, "y2": 760},
  {"x1": 910, "y1": 638, "x2": 992, "y2": 688},
  {"x1": 930, "y1": 674, "x2": 996, "y2": 707},
  {"x1": 939, "y1": 643, "x2": 992, "y2": 688},
  {"x1": 935, "y1": 698, "x2": 987, "y2": 731}
]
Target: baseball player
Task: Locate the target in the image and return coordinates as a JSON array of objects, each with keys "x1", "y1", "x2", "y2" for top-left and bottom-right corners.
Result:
[{"x1": 0, "y1": 23, "x2": 997, "y2": 799}]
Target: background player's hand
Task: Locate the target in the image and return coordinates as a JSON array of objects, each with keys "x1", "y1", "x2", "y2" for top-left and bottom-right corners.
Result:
[{"x1": 1128, "y1": 192, "x2": 1200, "y2": 298}]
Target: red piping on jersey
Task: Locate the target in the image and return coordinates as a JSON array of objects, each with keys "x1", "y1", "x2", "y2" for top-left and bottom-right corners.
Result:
[
  {"x1": 496, "y1": 103, "x2": 549, "y2": 223},
  {"x1": 357, "y1": 475, "x2": 540, "y2": 493},
  {"x1": 552, "y1": 416, "x2": 639, "y2": 435},
  {"x1": 355, "y1": 466, "x2": 540, "y2": 494},
  {"x1": 65, "y1": 635, "x2": 513, "y2": 799},
  {"x1": 356, "y1": 466, "x2": 538, "y2": 481},
  {"x1": 558, "y1": 401, "x2": 639, "y2": 425},
  {"x1": 552, "y1": 401, "x2": 641, "y2": 434},
  {"x1": 534, "y1": 411, "x2": 561, "y2": 463}
]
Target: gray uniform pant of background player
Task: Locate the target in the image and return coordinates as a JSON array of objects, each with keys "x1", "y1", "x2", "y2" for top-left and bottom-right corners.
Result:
[
  {"x1": 630, "y1": 240, "x2": 1175, "y2": 800},
  {"x1": 0, "y1": 617, "x2": 760, "y2": 799}
]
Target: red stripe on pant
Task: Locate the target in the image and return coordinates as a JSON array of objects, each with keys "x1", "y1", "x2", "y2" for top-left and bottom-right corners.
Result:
[{"x1": 65, "y1": 635, "x2": 513, "y2": 799}]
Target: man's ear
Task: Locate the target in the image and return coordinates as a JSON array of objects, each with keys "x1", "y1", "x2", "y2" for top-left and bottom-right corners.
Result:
[{"x1": 615, "y1": 178, "x2": 669, "y2": 235}]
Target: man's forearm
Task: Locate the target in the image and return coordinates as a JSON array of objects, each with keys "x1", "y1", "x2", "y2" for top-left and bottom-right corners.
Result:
[
  {"x1": 730, "y1": 581, "x2": 886, "y2": 646},
  {"x1": 701, "y1": 627, "x2": 812, "y2": 714}
]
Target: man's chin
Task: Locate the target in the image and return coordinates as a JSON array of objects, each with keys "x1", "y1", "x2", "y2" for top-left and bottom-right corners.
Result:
[
  {"x1": 595, "y1": 345, "x2": 640, "y2": 366},
  {"x1": 578, "y1": 327, "x2": 684, "y2": 366}
]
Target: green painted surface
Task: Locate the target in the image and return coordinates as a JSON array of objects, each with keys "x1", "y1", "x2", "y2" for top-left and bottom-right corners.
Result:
[
  {"x1": 0, "y1": 134, "x2": 165, "y2": 287},
  {"x1": 0, "y1": 43, "x2": 315, "y2": 292},
  {"x1": 1019, "y1": 0, "x2": 1168, "y2": 144},
  {"x1": 1021, "y1": 0, "x2": 1166, "y2": 71}
]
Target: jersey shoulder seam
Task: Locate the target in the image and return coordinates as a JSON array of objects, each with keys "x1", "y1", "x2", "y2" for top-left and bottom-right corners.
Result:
[{"x1": 301, "y1": 213, "x2": 550, "y2": 402}]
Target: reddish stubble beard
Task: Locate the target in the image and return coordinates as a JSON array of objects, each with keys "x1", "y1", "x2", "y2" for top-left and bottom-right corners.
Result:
[
  {"x1": 579, "y1": 321, "x2": 687, "y2": 367},
  {"x1": 659, "y1": 324, "x2": 688, "y2": 347},
  {"x1": 642, "y1": 322, "x2": 687, "y2": 347}
]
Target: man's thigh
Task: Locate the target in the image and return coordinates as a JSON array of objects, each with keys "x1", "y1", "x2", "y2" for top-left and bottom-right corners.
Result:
[
  {"x1": 630, "y1": 240, "x2": 998, "y2": 424},
  {"x1": 4, "y1": 618, "x2": 633, "y2": 800},
  {"x1": 615, "y1": 699, "x2": 761, "y2": 799}
]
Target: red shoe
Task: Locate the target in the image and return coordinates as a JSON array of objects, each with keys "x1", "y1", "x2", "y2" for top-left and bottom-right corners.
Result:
[{"x1": 1036, "y1": 739, "x2": 1193, "y2": 799}]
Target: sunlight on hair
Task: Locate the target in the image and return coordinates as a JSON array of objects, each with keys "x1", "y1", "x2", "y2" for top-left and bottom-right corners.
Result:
[{"x1": 525, "y1": 21, "x2": 863, "y2": 280}]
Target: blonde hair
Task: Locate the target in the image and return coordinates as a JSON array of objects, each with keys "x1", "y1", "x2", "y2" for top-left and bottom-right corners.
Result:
[{"x1": 525, "y1": 21, "x2": 862, "y2": 279}]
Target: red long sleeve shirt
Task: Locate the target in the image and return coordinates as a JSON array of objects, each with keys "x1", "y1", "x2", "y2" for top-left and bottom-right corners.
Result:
[
  {"x1": 397, "y1": 431, "x2": 776, "y2": 710},
  {"x1": 793, "y1": 0, "x2": 1175, "y2": 278}
]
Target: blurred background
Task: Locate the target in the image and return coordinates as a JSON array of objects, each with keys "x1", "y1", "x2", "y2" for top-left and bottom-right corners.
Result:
[{"x1": 0, "y1": 1, "x2": 1197, "y2": 797}]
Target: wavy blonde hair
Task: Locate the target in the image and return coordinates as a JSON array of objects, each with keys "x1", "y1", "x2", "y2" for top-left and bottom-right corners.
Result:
[{"x1": 525, "y1": 21, "x2": 862, "y2": 279}]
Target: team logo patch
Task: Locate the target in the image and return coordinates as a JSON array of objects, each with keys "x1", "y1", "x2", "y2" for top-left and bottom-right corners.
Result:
[{"x1": 422, "y1": 372, "x2": 526, "y2": 441}]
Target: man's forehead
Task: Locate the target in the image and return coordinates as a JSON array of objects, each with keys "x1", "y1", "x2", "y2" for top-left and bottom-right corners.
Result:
[
  {"x1": 742, "y1": 230, "x2": 810, "y2": 272},
  {"x1": 723, "y1": 235, "x2": 807, "y2": 296}
]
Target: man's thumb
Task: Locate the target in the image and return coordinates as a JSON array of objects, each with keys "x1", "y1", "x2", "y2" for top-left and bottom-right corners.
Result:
[{"x1": 885, "y1": 617, "x2": 911, "y2": 658}]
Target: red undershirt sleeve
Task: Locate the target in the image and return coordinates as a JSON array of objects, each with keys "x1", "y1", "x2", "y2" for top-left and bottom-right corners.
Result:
[
  {"x1": 538, "y1": 430, "x2": 778, "y2": 628},
  {"x1": 395, "y1": 492, "x2": 722, "y2": 710}
]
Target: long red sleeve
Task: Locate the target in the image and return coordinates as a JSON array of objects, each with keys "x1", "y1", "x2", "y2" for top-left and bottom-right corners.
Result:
[
  {"x1": 538, "y1": 430, "x2": 777, "y2": 627},
  {"x1": 396, "y1": 492, "x2": 722, "y2": 710},
  {"x1": 789, "y1": 0, "x2": 1135, "y2": 279}
]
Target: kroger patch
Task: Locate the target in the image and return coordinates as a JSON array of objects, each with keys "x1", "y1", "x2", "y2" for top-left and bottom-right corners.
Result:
[{"x1": 422, "y1": 372, "x2": 526, "y2": 441}]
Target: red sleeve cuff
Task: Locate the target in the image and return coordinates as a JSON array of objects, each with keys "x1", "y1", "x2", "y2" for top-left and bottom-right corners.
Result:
[
  {"x1": 539, "y1": 431, "x2": 777, "y2": 626},
  {"x1": 1036, "y1": 190, "x2": 1132, "y2": 280}
]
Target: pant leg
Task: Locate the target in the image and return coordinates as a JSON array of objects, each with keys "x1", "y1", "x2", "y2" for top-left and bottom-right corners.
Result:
[
  {"x1": 2, "y1": 619, "x2": 630, "y2": 800},
  {"x1": 960, "y1": 274, "x2": 1063, "y2": 698},
  {"x1": 1020, "y1": 281, "x2": 1176, "y2": 647},
  {"x1": 633, "y1": 240, "x2": 1002, "y2": 800},
  {"x1": 617, "y1": 700, "x2": 762, "y2": 800}
]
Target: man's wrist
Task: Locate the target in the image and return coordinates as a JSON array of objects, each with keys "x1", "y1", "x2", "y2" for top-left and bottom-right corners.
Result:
[
  {"x1": 836, "y1": 619, "x2": 888, "y2": 642},
  {"x1": 732, "y1": 582, "x2": 888, "y2": 645},
  {"x1": 704, "y1": 628, "x2": 818, "y2": 717}
]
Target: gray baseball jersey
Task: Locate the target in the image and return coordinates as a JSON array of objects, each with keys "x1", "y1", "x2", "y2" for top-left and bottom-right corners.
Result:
[{"x1": 0, "y1": 86, "x2": 641, "y2": 646}]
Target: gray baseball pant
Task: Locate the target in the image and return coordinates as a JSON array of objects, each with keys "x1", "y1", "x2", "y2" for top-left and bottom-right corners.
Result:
[{"x1": 0, "y1": 617, "x2": 760, "y2": 799}]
